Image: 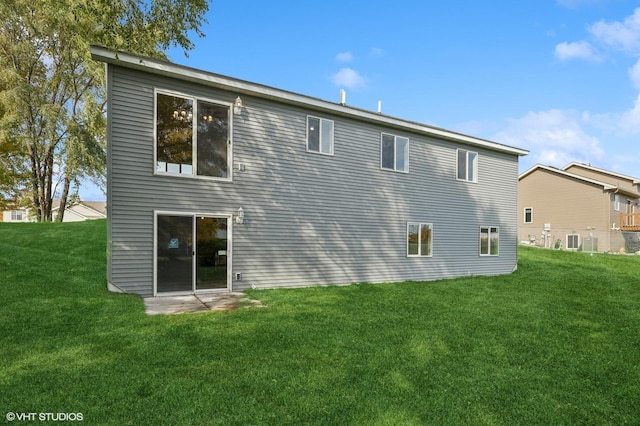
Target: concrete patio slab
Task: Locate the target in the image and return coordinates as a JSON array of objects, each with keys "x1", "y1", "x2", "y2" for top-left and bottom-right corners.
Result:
[{"x1": 143, "y1": 292, "x2": 264, "y2": 315}]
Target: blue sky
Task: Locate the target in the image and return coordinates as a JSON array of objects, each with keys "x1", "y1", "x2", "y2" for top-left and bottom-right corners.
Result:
[{"x1": 81, "y1": 0, "x2": 640, "y2": 199}]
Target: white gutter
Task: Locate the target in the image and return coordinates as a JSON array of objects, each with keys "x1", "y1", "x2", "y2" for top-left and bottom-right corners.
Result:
[{"x1": 90, "y1": 46, "x2": 529, "y2": 157}]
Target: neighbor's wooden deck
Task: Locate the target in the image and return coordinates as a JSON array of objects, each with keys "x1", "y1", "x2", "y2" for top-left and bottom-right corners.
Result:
[{"x1": 620, "y1": 213, "x2": 640, "y2": 231}]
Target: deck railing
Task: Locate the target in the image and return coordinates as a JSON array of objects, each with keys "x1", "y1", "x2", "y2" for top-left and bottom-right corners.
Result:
[{"x1": 620, "y1": 213, "x2": 640, "y2": 231}]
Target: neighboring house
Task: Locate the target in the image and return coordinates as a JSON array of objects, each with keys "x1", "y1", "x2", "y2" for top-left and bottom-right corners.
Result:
[
  {"x1": 1, "y1": 201, "x2": 106, "y2": 223},
  {"x1": 52, "y1": 201, "x2": 107, "y2": 222},
  {"x1": 91, "y1": 46, "x2": 529, "y2": 297},
  {"x1": 1, "y1": 208, "x2": 31, "y2": 223},
  {"x1": 518, "y1": 163, "x2": 640, "y2": 253}
]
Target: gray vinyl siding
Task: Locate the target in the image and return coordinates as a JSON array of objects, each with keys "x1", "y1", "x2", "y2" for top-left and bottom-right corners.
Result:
[{"x1": 107, "y1": 65, "x2": 520, "y2": 296}]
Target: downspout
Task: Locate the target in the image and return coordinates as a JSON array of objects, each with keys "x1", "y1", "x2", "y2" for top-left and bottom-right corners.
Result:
[{"x1": 610, "y1": 187, "x2": 625, "y2": 252}]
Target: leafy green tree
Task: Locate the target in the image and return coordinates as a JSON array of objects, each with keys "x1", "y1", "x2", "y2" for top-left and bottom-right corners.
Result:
[{"x1": 0, "y1": 0, "x2": 208, "y2": 221}]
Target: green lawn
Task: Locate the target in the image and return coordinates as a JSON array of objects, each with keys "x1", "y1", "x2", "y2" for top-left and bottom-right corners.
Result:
[{"x1": 1, "y1": 220, "x2": 639, "y2": 425}]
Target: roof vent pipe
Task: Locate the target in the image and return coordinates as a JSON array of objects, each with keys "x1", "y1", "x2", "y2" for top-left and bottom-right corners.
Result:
[
  {"x1": 340, "y1": 89, "x2": 346, "y2": 105},
  {"x1": 377, "y1": 101, "x2": 382, "y2": 114}
]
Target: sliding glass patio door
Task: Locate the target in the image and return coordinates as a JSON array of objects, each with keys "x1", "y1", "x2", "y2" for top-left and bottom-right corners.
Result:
[{"x1": 156, "y1": 213, "x2": 229, "y2": 294}]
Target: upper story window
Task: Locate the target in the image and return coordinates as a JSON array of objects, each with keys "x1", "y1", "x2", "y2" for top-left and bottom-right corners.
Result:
[
  {"x1": 407, "y1": 222, "x2": 433, "y2": 257},
  {"x1": 307, "y1": 116, "x2": 334, "y2": 155},
  {"x1": 381, "y1": 133, "x2": 409, "y2": 172},
  {"x1": 457, "y1": 149, "x2": 478, "y2": 182},
  {"x1": 155, "y1": 91, "x2": 231, "y2": 180},
  {"x1": 524, "y1": 207, "x2": 533, "y2": 223},
  {"x1": 480, "y1": 226, "x2": 499, "y2": 256},
  {"x1": 614, "y1": 195, "x2": 620, "y2": 211}
]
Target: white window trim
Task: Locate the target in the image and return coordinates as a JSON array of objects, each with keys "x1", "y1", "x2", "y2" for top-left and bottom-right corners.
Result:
[
  {"x1": 566, "y1": 234, "x2": 580, "y2": 250},
  {"x1": 524, "y1": 207, "x2": 533, "y2": 224},
  {"x1": 456, "y1": 149, "x2": 478, "y2": 183},
  {"x1": 479, "y1": 226, "x2": 499, "y2": 257},
  {"x1": 154, "y1": 88, "x2": 233, "y2": 182},
  {"x1": 407, "y1": 222, "x2": 433, "y2": 258},
  {"x1": 306, "y1": 115, "x2": 334, "y2": 156},
  {"x1": 614, "y1": 194, "x2": 620, "y2": 212},
  {"x1": 380, "y1": 133, "x2": 410, "y2": 173}
]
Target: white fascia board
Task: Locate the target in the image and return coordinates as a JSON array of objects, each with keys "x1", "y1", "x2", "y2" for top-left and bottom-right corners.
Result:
[{"x1": 90, "y1": 46, "x2": 529, "y2": 157}]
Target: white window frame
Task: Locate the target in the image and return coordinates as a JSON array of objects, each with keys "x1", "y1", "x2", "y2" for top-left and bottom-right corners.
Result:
[
  {"x1": 11, "y1": 210, "x2": 23, "y2": 221},
  {"x1": 407, "y1": 222, "x2": 433, "y2": 257},
  {"x1": 457, "y1": 149, "x2": 478, "y2": 182},
  {"x1": 154, "y1": 89, "x2": 233, "y2": 182},
  {"x1": 306, "y1": 115, "x2": 334, "y2": 156},
  {"x1": 524, "y1": 207, "x2": 533, "y2": 224},
  {"x1": 380, "y1": 133, "x2": 409, "y2": 173},
  {"x1": 614, "y1": 195, "x2": 620, "y2": 212},
  {"x1": 566, "y1": 234, "x2": 580, "y2": 250},
  {"x1": 479, "y1": 226, "x2": 499, "y2": 256}
]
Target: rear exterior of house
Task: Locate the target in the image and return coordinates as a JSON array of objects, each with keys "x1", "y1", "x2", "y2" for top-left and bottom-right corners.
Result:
[
  {"x1": 92, "y1": 47, "x2": 528, "y2": 297},
  {"x1": 518, "y1": 164, "x2": 640, "y2": 253}
]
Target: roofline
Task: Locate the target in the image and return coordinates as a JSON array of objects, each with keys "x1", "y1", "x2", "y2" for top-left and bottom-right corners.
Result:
[
  {"x1": 563, "y1": 162, "x2": 640, "y2": 185},
  {"x1": 519, "y1": 164, "x2": 618, "y2": 190},
  {"x1": 51, "y1": 201, "x2": 106, "y2": 218},
  {"x1": 90, "y1": 45, "x2": 529, "y2": 157}
]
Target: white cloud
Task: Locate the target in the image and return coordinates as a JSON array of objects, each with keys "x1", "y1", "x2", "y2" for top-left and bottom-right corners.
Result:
[
  {"x1": 494, "y1": 109, "x2": 604, "y2": 168},
  {"x1": 629, "y1": 59, "x2": 640, "y2": 90},
  {"x1": 554, "y1": 41, "x2": 599, "y2": 61},
  {"x1": 369, "y1": 47, "x2": 383, "y2": 57},
  {"x1": 589, "y1": 93, "x2": 640, "y2": 135},
  {"x1": 618, "y1": 94, "x2": 640, "y2": 132},
  {"x1": 335, "y1": 51, "x2": 354, "y2": 62},
  {"x1": 331, "y1": 68, "x2": 367, "y2": 90},
  {"x1": 588, "y1": 8, "x2": 640, "y2": 53}
]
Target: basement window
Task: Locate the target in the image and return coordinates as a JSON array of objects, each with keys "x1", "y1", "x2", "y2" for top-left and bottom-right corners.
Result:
[
  {"x1": 407, "y1": 223, "x2": 433, "y2": 257},
  {"x1": 480, "y1": 226, "x2": 499, "y2": 256}
]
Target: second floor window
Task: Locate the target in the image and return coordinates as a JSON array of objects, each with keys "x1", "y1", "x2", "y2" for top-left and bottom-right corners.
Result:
[
  {"x1": 307, "y1": 116, "x2": 334, "y2": 155},
  {"x1": 156, "y1": 91, "x2": 231, "y2": 180},
  {"x1": 457, "y1": 149, "x2": 478, "y2": 182},
  {"x1": 381, "y1": 133, "x2": 409, "y2": 172}
]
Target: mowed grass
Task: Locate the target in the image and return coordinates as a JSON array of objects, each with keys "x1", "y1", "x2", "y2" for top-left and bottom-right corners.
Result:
[{"x1": 1, "y1": 220, "x2": 639, "y2": 425}]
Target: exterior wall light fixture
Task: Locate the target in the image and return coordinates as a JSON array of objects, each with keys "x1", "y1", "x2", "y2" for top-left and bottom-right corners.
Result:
[
  {"x1": 236, "y1": 207, "x2": 244, "y2": 224},
  {"x1": 233, "y1": 96, "x2": 243, "y2": 115}
]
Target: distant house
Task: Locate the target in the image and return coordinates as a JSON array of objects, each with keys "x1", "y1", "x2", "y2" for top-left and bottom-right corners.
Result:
[
  {"x1": 52, "y1": 201, "x2": 107, "y2": 222},
  {"x1": 518, "y1": 163, "x2": 640, "y2": 253},
  {"x1": 1, "y1": 201, "x2": 106, "y2": 223},
  {"x1": 91, "y1": 46, "x2": 528, "y2": 297},
  {"x1": 1, "y1": 208, "x2": 30, "y2": 223}
]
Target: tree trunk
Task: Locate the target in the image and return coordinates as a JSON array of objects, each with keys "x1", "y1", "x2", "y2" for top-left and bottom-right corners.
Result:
[
  {"x1": 44, "y1": 149, "x2": 54, "y2": 221},
  {"x1": 28, "y1": 145, "x2": 42, "y2": 222},
  {"x1": 56, "y1": 176, "x2": 70, "y2": 222}
]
